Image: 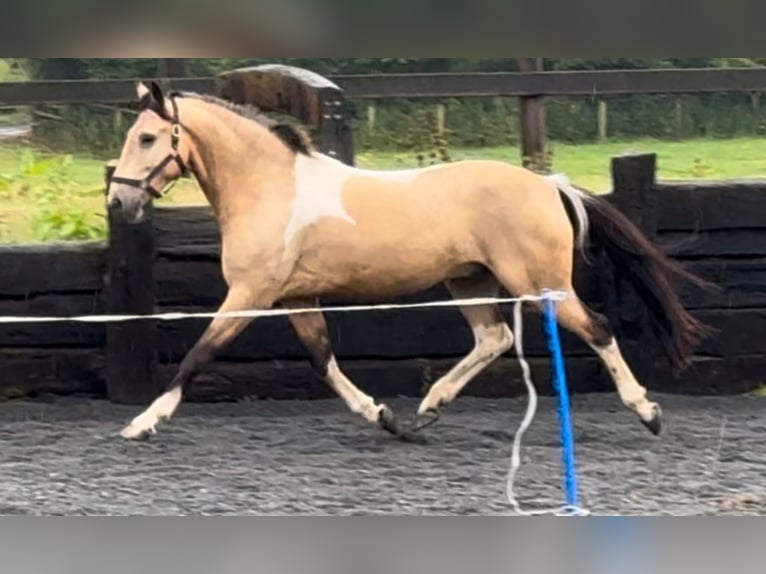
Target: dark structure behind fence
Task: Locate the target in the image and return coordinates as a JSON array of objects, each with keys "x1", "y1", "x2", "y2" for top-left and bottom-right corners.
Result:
[{"x1": 1, "y1": 153, "x2": 765, "y2": 403}]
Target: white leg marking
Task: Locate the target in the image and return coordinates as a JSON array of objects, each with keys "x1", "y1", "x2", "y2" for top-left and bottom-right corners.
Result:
[
  {"x1": 418, "y1": 323, "x2": 513, "y2": 415},
  {"x1": 120, "y1": 386, "x2": 183, "y2": 440},
  {"x1": 324, "y1": 358, "x2": 383, "y2": 423},
  {"x1": 594, "y1": 339, "x2": 658, "y2": 422}
]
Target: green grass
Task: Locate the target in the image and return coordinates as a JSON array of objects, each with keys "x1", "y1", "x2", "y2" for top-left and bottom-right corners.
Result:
[
  {"x1": 358, "y1": 137, "x2": 766, "y2": 192},
  {"x1": 1, "y1": 137, "x2": 765, "y2": 243},
  {"x1": 0, "y1": 59, "x2": 28, "y2": 82}
]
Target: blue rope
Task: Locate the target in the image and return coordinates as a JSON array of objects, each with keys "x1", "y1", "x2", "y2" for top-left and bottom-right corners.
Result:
[{"x1": 541, "y1": 291, "x2": 580, "y2": 510}]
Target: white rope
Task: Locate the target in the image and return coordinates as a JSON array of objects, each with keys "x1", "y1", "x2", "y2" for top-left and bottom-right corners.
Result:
[
  {"x1": 0, "y1": 292, "x2": 573, "y2": 324},
  {"x1": 506, "y1": 298, "x2": 591, "y2": 517}
]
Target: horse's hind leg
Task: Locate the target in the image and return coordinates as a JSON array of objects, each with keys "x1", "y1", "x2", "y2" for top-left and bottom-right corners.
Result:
[
  {"x1": 284, "y1": 299, "x2": 399, "y2": 435},
  {"x1": 417, "y1": 272, "x2": 514, "y2": 417},
  {"x1": 552, "y1": 296, "x2": 662, "y2": 434},
  {"x1": 493, "y1": 252, "x2": 662, "y2": 434}
]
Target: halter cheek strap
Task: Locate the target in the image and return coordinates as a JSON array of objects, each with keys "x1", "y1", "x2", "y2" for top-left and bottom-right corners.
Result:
[{"x1": 110, "y1": 96, "x2": 188, "y2": 200}]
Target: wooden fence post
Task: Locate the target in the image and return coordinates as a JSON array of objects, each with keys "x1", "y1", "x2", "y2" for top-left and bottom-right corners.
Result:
[
  {"x1": 674, "y1": 98, "x2": 684, "y2": 138},
  {"x1": 367, "y1": 103, "x2": 377, "y2": 133},
  {"x1": 604, "y1": 154, "x2": 659, "y2": 386},
  {"x1": 316, "y1": 88, "x2": 355, "y2": 167},
  {"x1": 518, "y1": 58, "x2": 547, "y2": 173},
  {"x1": 436, "y1": 104, "x2": 446, "y2": 135},
  {"x1": 598, "y1": 99, "x2": 608, "y2": 142},
  {"x1": 104, "y1": 162, "x2": 160, "y2": 405}
]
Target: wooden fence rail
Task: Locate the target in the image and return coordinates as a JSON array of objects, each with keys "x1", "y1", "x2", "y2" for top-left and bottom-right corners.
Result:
[{"x1": 2, "y1": 68, "x2": 766, "y2": 105}]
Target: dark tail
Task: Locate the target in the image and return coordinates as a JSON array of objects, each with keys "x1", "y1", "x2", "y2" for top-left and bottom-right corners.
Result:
[{"x1": 559, "y1": 186, "x2": 715, "y2": 371}]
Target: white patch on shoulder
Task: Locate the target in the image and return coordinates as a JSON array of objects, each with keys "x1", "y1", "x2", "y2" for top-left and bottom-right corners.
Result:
[
  {"x1": 283, "y1": 154, "x2": 442, "y2": 246},
  {"x1": 284, "y1": 154, "x2": 356, "y2": 246}
]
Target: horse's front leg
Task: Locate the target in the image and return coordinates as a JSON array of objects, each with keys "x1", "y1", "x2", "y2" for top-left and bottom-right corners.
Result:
[
  {"x1": 120, "y1": 287, "x2": 263, "y2": 440},
  {"x1": 284, "y1": 299, "x2": 400, "y2": 436}
]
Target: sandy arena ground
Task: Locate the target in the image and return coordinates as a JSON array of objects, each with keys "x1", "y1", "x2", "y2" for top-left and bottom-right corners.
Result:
[{"x1": 0, "y1": 393, "x2": 764, "y2": 515}]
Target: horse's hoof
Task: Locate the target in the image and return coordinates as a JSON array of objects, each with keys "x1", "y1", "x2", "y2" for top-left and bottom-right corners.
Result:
[
  {"x1": 120, "y1": 411, "x2": 160, "y2": 441},
  {"x1": 640, "y1": 405, "x2": 662, "y2": 436},
  {"x1": 378, "y1": 405, "x2": 400, "y2": 436},
  {"x1": 411, "y1": 408, "x2": 441, "y2": 433},
  {"x1": 398, "y1": 431, "x2": 428, "y2": 445},
  {"x1": 378, "y1": 406, "x2": 427, "y2": 445},
  {"x1": 120, "y1": 423, "x2": 155, "y2": 441}
]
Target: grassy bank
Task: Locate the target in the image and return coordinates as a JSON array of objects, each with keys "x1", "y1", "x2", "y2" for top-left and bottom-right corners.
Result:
[{"x1": 1, "y1": 137, "x2": 765, "y2": 243}]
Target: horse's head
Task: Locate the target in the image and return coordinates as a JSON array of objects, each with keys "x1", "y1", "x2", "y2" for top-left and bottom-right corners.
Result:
[{"x1": 107, "y1": 81, "x2": 191, "y2": 223}]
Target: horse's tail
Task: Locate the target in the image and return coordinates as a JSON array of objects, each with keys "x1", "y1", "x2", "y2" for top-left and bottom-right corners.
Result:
[{"x1": 548, "y1": 174, "x2": 714, "y2": 371}]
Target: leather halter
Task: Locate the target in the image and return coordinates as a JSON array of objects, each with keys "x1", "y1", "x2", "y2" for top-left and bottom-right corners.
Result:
[{"x1": 110, "y1": 96, "x2": 188, "y2": 200}]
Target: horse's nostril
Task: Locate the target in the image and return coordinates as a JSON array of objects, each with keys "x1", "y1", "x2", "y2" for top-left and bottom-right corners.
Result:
[{"x1": 108, "y1": 198, "x2": 123, "y2": 211}]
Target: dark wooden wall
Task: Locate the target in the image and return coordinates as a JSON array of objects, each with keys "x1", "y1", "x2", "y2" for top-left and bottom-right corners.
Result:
[
  {"x1": 1, "y1": 154, "x2": 765, "y2": 403},
  {"x1": 0, "y1": 242, "x2": 106, "y2": 399},
  {"x1": 651, "y1": 173, "x2": 766, "y2": 395},
  {"x1": 600, "y1": 155, "x2": 766, "y2": 397}
]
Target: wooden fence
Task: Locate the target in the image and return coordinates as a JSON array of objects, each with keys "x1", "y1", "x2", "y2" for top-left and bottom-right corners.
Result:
[
  {"x1": 4, "y1": 67, "x2": 766, "y2": 104},
  {"x1": 3, "y1": 64, "x2": 766, "y2": 167},
  {"x1": 2, "y1": 153, "x2": 765, "y2": 403}
]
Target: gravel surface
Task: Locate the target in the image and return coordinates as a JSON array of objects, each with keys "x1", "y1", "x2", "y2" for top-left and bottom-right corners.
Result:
[{"x1": 0, "y1": 393, "x2": 764, "y2": 516}]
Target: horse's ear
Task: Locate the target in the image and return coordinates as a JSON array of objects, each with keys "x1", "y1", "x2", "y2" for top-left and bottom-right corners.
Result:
[
  {"x1": 136, "y1": 82, "x2": 150, "y2": 101},
  {"x1": 137, "y1": 82, "x2": 152, "y2": 111},
  {"x1": 150, "y1": 82, "x2": 164, "y2": 105},
  {"x1": 137, "y1": 81, "x2": 170, "y2": 119},
  {"x1": 149, "y1": 81, "x2": 169, "y2": 118}
]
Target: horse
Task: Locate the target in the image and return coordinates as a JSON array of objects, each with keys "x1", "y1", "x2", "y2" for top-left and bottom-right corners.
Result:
[{"x1": 107, "y1": 81, "x2": 711, "y2": 442}]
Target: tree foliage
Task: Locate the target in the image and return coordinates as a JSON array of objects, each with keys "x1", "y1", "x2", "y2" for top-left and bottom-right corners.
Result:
[{"x1": 23, "y1": 58, "x2": 766, "y2": 80}]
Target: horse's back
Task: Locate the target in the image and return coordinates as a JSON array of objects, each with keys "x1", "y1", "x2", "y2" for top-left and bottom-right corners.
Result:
[
  {"x1": 346, "y1": 158, "x2": 555, "y2": 204},
  {"x1": 334, "y1": 156, "x2": 565, "y2": 246}
]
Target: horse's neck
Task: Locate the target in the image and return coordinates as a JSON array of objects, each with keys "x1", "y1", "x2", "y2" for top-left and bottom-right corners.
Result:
[{"x1": 183, "y1": 102, "x2": 289, "y2": 219}]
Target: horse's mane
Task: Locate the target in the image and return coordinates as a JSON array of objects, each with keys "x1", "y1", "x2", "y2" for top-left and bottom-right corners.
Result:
[{"x1": 169, "y1": 91, "x2": 314, "y2": 156}]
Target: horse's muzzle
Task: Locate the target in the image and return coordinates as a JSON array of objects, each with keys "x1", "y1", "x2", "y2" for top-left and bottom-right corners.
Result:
[
  {"x1": 107, "y1": 195, "x2": 145, "y2": 224},
  {"x1": 107, "y1": 197, "x2": 123, "y2": 212}
]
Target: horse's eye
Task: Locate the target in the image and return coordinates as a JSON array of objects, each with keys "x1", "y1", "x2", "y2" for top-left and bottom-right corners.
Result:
[{"x1": 139, "y1": 133, "x2": 157, "y2": 147}]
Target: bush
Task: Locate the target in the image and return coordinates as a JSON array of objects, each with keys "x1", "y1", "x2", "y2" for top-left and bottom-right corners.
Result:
[{"x1": 0, "y1": 150, "x2": 104, "y2": 242}]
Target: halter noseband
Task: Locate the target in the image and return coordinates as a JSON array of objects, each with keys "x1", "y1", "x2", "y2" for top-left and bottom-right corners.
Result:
[{"x1": 110, "y1": 96, "x2": 188, "y2": 200}]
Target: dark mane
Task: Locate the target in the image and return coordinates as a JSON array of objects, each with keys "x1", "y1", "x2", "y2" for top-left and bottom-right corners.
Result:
[{"x1": 171, "y1": 91, "x2": 313, "y2": 156}]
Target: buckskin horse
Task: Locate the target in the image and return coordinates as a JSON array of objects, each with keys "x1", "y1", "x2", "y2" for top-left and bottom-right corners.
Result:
[{"x1": 107, "y1": 81, "x2": 711, "y2": 442}]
